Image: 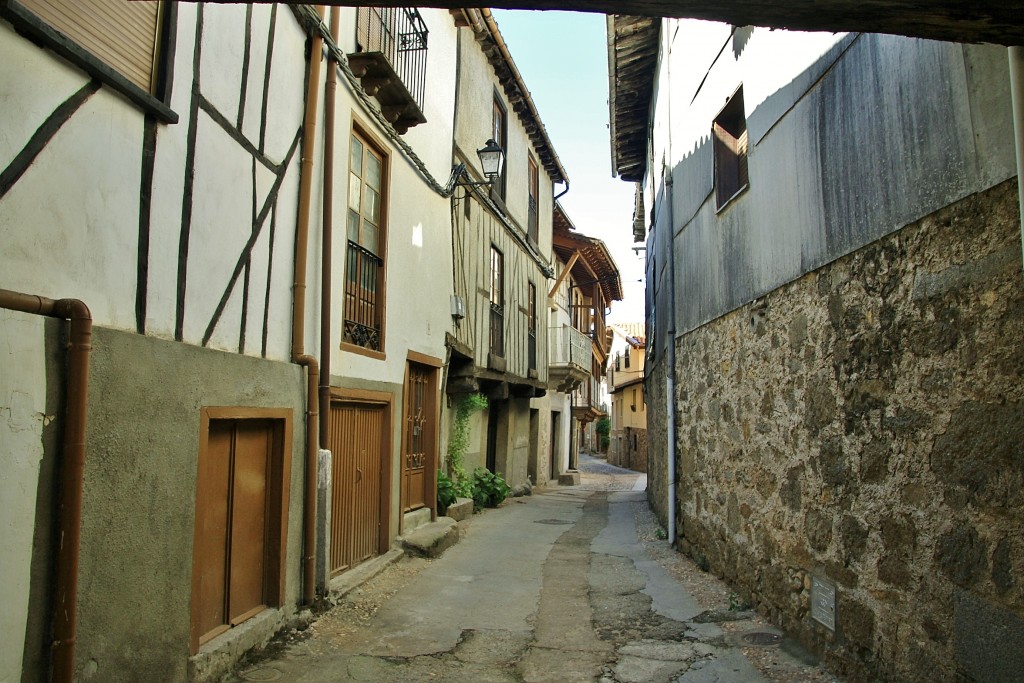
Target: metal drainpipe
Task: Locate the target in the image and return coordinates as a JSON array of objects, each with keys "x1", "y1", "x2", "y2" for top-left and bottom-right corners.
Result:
[
  {"x1": 1009, "y1": 47, "x2": 1024, "y2": 270},
  {"x1": 319, "y1": 7, "x2": 338, "y2": 451},
  {"x1": 0, "y1": 289, "x2": 91, "y2": 683},
  {"x1": 294, "y1": 6, "x2": 326, "y2": 607},
  {"x1": 664, "y1": 30, "x2": 678, "y2": 547}
]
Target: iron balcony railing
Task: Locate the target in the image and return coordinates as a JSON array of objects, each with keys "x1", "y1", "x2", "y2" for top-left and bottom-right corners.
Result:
[
  {"x1": 355, "y1": 7, "x2": 428, "y2": 112},
  {"x1": 343, "y1": 240, "x2": 383, "y2": 350},
  {"x1": 549, "y1": 324, "x2": 590, "y2": 372}
]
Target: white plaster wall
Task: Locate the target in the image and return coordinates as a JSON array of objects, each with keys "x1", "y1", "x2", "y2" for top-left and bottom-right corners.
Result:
[
  {"x1": 0, "y1": 84, "x2": 142, "y2": 330},
  {"x1": 0, "y1": 311, "x2": 46, "y2": 683},
  {"x1": 200, "y1": 4, "x2": 248, "y2": 121}
]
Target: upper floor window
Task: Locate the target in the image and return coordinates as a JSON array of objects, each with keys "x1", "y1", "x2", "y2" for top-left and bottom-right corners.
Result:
[
  {"x1": 489, "y1": 246, "x2": 504, "y2": 357},
  {"x1": 713, "y1": 86, "x2": 748, "y2": 210},
  {"x1": 5, "y1": 0, "x2": 174, "y2": 119},
  {"x1": 624, "y1": 349, "x2": 631, "y2": 369},
  {"x1": 527, "y1": 282, "x2": 537, "y2": 372},
  {"x1": 344, "y1": 129, "x2": 388, "y2": 353},
  {"x1": 492, "y1": 97, "x2": 507, "y2": 200},
  {"x1": 527, "y1": 156, "x2": 539, "y2": 244}
]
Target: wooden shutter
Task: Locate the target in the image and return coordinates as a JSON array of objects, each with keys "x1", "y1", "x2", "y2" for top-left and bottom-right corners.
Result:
[{"x1": 19, "y1": 0, "x2": 162, "y2": 93}]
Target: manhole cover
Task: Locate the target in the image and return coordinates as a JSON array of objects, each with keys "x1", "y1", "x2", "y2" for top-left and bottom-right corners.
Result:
[
  {"x1": 742, "y1": 631, "x2": 783, "y2": 647},
  {"x1": 534, "y1": 518, "x2": 573, "y2": 525}
]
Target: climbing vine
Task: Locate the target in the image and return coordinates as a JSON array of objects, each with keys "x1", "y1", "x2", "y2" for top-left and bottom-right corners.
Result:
[{"x1": 444, "y1": 392, "x2": 488, "y2": 498}]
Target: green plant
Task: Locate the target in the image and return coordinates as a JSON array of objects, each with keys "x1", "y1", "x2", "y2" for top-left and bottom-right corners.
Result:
[
  {"x1": 446, "y1": 393, "x2": 488, "y2": 498},
  {"x1": 470, "y1": 467, "x2": 511, "y2": 509},
  {"x1": 728, "y1": 592, "x2": 752, "y2": 611},
  {"x1": 437, "y1": 469, "x2": 457, "y2": 515},
  {"x1": 596, "y1": 416, "x2": 611, "y2": 452}
]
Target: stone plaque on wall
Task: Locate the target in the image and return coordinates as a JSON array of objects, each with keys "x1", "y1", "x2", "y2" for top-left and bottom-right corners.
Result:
[{"x1": 811, "y1": 575, "x2": 836, "y2": 631}]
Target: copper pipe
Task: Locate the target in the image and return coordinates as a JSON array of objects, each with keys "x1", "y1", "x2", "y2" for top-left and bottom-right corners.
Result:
[
  {"x1": 319, "y1": 7, "x2": 340, "y2": 449},
  {"x1": 0, "y1": 289, "x2": 91, "y2": 683},
  {"x1": 294, "y1": 6, "x2": 326, "y2": 606}
]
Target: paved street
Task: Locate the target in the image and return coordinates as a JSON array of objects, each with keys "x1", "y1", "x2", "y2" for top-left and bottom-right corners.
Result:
[{"x1": 223, "y1": 457, "x2": 841, "y2": 683}]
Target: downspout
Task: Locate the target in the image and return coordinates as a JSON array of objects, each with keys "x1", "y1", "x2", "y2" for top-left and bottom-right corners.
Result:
[
  {"x1": 0, "y1": 289, "x2": 91, "y2": 683},
  {"x1": 664, "y1": 32, "x2": 678, "y2": 547},
  {"x1": 1009, "y1": 47, "x2": 1024, "y2": 269},
  {"x1": 294, "y1": 6, "x2": 325, "y2": 606},
  {"x1": 319, "y1": 7, "x2": 338, "y2": 451}
]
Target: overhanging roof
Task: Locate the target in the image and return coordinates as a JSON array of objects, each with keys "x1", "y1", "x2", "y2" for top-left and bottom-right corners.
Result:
[
  {"x1": 607, "y1": 15, "x2": 659, "y2": 182},
  {"x1": 209, "y1": 2, "x2": 1024, "y2": 47},
  {"x1": 553, "y1": 203, "x2": 624, "y2": 303}
]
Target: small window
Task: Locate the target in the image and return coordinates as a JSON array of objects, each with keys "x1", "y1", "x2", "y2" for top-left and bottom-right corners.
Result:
[
  {"x1": 713, "y1": 87, "x2": 748, "y2": 210},
  {"x1": 527, "y1": 282, "x2": 537, "y2": 371},
  {"x1": 489, "y1": 246, "x2": 504, "y2": 357},
  {"x1": 624, "y1": 350, "x2": 631, "y2": 369},
  {"x1": 492, "y1": 97, "x2": 507, "y2": 200},
  {"x1": 527, "y1": 156, "x2": 539, "y2": 243}
]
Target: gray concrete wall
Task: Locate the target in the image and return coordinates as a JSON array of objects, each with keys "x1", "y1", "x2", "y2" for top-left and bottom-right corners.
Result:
[
  {"x1": 673, "y1": 179, "x2": 1024, "y2": 682},
  {"x1": 670, "y1": 36, "x2": 1016, "y2": 336},
  {"x1": 24, "y1": 326, "x2": 306, "y2": 682}
]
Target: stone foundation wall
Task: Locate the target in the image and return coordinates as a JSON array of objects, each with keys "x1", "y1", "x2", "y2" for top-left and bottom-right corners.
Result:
[
  {"x1": 672, "y1": 179, "x2": 1023, "y2": 682},
  {"x1": 645, "y1": 366, "x2": 669, "y2": 527},
  {"x1": 624, "y1": 427, "x2": 648, "y2": 473}
]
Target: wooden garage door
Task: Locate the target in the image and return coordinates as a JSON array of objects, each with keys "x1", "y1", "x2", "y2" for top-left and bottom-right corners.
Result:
[
  {"x1": 192, "y1": 419, "x2": 277, "y2": 649},
  {"x1": 329, "y1": 401, "x2": 386, "y2": 575}
]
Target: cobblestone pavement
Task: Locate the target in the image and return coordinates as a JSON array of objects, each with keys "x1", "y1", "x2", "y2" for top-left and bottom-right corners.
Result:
[{"x1": 222, "y1": 464, "x2": 842, "y2": 683}]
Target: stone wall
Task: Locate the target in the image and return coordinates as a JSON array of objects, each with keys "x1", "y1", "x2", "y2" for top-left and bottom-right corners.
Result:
[
  {"x1": 672, "y1": 179, "x2": 1023, "y2": 682},
  {"x1": 645, "y1": 366, "x2": 669, "y2": 527}
]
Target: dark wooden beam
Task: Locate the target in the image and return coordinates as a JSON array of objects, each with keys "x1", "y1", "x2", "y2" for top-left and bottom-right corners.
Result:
[{"x1": 193, "y1": 0, "x2": 1024, "y2": 45}]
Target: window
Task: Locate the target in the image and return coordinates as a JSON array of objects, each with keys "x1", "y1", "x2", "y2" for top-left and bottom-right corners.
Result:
[
  {"x1": 624, "y1": 350, "x2": 631, "y2": 369},
  {"x1": 713, "y1": 87, "x2": 748, "y2": 210},
  {"x1": 5, "y1": 0, "x2": 174, "y2": 118},
  {"x1": 614, "y1": 354, "x2": 621, "y2": 372},
  {"x1": 527, "y1": 282, "x2": 537, "y2": 372},
  {"x1": 191, "y1": 409, "x2": 292, "y2": 653},
  {"x1": 631, "y1": 388, "x2": 637, "y2": 412},
  {"x1": 344, "y1": 129, "x2": 388, "y2": 353},
  {"x1": 492, "y1": 97, "x2": 507, "y2": 200},
  {"x1": 527, "y1": 156, "x2": 539, "y2": 243},
  {"x1": 489, "y1": 246, "x2": 504, "y2": 357}
]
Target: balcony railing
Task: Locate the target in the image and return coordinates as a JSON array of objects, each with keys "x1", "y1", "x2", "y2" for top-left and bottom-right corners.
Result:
[
  {"x1": 350, "y1": 7, "x2": 428, "y2": 133},
  {"x1": 343, "y1": 241, "x2": 383, "y2": 350},
  {"x1": 548, "y1": 324, "x2": 591, "y2": 393}
]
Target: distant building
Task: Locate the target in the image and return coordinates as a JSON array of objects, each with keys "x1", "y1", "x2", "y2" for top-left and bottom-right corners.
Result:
[{"x1": 607, "y1": 324, "x2": 647, "y2": 472}]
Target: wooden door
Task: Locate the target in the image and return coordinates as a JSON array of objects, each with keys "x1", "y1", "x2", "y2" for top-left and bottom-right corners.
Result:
[
  {"x1": 192, "y1": 419, "x2": 272, "y2": 647},
  {"x1": 402, "y1": 363, "x2": 436, "y2": 512},
  {"x1": 329, "y1": 401, "x2": 386, "y2": 575}
]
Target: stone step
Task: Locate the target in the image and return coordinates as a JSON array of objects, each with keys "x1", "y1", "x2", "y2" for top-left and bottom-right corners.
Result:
[
  {"x1": 445, "y1": 497, "x2": 474, "y2": 521},
  {"x1": 399, "y1": 517, "x2": 460, "y2": 558}
]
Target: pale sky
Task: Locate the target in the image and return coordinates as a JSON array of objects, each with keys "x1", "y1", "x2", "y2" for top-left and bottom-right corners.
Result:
[{"x1": 492, "y1": 10, "x2": 646, "y2": 326}]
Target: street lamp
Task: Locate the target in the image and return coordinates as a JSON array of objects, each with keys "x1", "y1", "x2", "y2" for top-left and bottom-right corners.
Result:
[{"x1": 447, "y1": 139, "x2": 505, "y2": 193}]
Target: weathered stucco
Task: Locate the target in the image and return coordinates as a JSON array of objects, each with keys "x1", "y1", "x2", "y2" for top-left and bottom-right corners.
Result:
[
  {"x1": 672, "y1": 179, "x2": 1023, "y2": 682},
  {"x1": 19, "y1": 327, "x2": 306, "y2": 683}
]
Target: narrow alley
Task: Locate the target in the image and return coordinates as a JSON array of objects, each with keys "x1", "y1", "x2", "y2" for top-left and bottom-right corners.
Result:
[{"x1": 222, "y1": 455, "x2": 840, "y2": 683}]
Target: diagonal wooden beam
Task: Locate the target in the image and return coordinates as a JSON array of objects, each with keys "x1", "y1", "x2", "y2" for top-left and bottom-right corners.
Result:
[{"x1": 549, "y1": 250, "x2": 581, "y2": 298}]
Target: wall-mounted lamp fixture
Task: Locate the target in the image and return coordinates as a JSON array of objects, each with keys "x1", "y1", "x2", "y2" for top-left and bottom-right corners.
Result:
[{"x1": 446, "y1": 139, "x2": 505, "y2": 194}]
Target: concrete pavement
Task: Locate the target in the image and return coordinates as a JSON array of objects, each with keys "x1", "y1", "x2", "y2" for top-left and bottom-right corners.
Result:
[{"x1": 222, "y1": 458, "x2": 841, "y2": 682}]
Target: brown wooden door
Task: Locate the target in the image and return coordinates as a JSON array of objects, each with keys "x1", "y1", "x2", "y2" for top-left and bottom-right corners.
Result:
[
  {"x1": 402, "y1": 363, "x2": 436, "y2": 512},
  {"x1": 193, "y1": 419, "x2": 272, "y2": 646},
  {"x1": 329, "y1": 401, "x2": 385, "y2": 575}
]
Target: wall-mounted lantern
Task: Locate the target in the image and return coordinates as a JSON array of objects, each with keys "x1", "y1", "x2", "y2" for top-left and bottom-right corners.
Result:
[{"x1": 446, "y1": 139, "x2": 505, "y2": 194}]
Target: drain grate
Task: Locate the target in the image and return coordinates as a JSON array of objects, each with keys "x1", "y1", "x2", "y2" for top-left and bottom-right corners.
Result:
[
  {"x1": 742, "y1": 631, "x2": 783, "y2": 647},
  {"x1": 534, "y1": 518, "x2": 573, "y2": 525}
]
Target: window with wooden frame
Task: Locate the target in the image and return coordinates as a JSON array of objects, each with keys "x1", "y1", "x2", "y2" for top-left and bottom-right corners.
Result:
[
  {"x1": 2, "y1": 0, "x2": 175, "y2": 120},
  {"x1": 624, "y1": 349, "x2": 631, "y2": 369},
  {"x1": 527, "y1": 156, "x2": 539, "y2": 244},
  {"x1": 344, "y1": 128, "x2": 388, "y2": 354},
  {"x1": 489, "y1": 246, "x2": 504, "y2": 357},
  {"x1": 527, "y1": 282, "x2": 537, "y2": 372},
  {"x1": 492, "y1": 96, "x2": 507, "y2": 200},
  {"x1": 190, "y1": 408, "x2": 292, "y2": 653},
  {"x1": 713, "y1": 87, "x2": 748, "y2": 210}
]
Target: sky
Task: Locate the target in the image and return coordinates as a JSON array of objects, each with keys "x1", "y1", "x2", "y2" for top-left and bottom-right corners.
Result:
[{"x1": 491, "y1": 10, "x2": 646, "y2": 326}]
